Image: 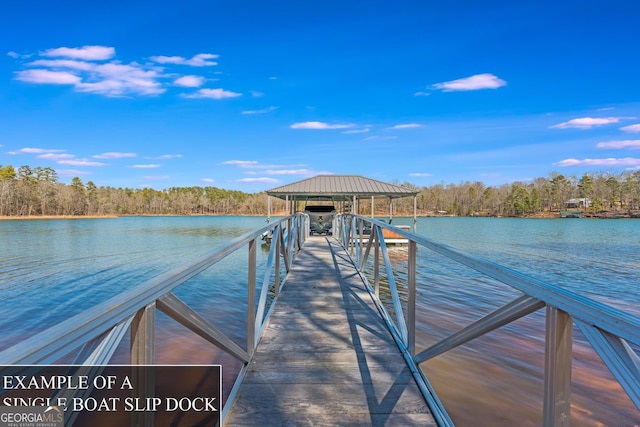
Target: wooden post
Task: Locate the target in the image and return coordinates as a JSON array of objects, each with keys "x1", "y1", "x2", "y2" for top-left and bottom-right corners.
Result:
[
  {"x1": 131, "y1": 303, "x2": 155, "y2": 427},
  {"x1": 543, "y1": 307, "x2": 573, "y2": 427}
]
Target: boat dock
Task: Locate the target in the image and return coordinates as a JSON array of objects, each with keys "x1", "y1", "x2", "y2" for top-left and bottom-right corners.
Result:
[
  {"x1": 225, "y1": 236, "x2": 435, "y2": 426},
  {"x1": 1, "y1": 174, "x2": 638, "y2": 426}
]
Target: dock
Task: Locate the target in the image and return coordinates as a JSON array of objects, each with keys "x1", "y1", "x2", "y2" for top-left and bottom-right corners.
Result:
[{"x1": 225, "y1": 236, "x2": 436, "y2": 426}]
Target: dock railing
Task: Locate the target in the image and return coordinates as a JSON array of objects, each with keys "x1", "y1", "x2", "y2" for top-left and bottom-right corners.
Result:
[
  {"x1": 0, "y1": 213, "x2": 309, "y2": 426},
  {"x1": 335, "y1": 213, "x2": 640, "y2": 427}
]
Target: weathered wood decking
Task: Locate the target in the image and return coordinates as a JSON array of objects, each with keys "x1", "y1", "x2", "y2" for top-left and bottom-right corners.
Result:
[{"x1": 225, "y1": 236, "x2": 436, "y2": 426}]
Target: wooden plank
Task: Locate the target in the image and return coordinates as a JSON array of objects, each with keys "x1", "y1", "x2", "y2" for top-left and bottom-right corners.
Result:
[{"x1": 224, "y1": 237, "x2": 435, "y2": 426}]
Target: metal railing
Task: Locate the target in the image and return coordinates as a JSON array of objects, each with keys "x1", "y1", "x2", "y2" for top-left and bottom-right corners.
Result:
[
  {"x1": 335, "y1": 214, "x2": 640, "y2": 427},
  {"x1": 0, "y1": 213, "x2": 309, "y2": 426}
]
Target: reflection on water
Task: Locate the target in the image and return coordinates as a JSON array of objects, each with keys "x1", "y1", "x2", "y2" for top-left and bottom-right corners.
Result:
[{"x1": 1, "y1": 216, "x2": 638, "y2": 425}]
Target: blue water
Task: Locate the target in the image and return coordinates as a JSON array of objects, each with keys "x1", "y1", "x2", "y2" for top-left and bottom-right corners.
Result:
[{"x1": 1, "y1": 216, "x2": 638, "y2": 425}]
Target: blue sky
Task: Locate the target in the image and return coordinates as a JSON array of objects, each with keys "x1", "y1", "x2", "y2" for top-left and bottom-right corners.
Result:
[{"x1": 1, "y1": 1, "x2": 639, "y2": 192}]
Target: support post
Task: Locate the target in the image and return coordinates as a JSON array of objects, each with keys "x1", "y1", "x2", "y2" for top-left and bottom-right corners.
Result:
[
  {"x1": 407, "y1": 240, "x2": 417, "y2": 355},
  {"x1": 543, "y1": 307, "x2": 573, "y2": 427},
  {"x1": 371, "y1": 196, "x2": 375, "y2": 218},
  {"x1": 247, "y1": 239, "x2": 257, "y2": 354},
  {"x1": 414, "y1": 195, "x2": 417, "y2": 232},
  {"x1": 131, "y1": 303, "x2": 155, "y2": 427}
]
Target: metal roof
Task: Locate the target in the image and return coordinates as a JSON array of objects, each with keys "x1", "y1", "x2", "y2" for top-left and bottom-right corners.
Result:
[{"x1": 266, "y1": 175, "x2": 418, "y2": 200}]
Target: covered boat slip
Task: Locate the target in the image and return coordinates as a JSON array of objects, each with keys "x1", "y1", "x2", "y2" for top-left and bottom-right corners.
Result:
[
  {"x1": 266, "y1": 175, "x2": 419, "y2": 229},
  {"x1": 224, "y1": 236, "x2": 436, "y2": 426}
]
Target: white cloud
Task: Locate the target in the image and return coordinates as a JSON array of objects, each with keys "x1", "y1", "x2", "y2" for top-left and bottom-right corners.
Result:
[
  {"x1": 596, "y1": 140, "x2": 640, "y2": 149},
  {"x1": 27, "y1": 59, "x2": 96, "y2": 71},
  {"x1": 37, "y1": 153, "x2": 74, "y2": 161},
  {"x1": 201, "y1": 178, "x2": 214, "y2": 183},
  {"x1": 151, "y1": 154, "x2": 183, "y2": 159},
  {"x1": 236, "y1": 177, "x2": 279, "y2": 184},
  {"x1": 93, "y1": 152, "x2": 136, "y2": 159},
  {"x1": 9, "y1": 147, "x2": 65, "y2": 154},
  {"x1": 223, "y1": 160, "x2": 259, "y2": 168},
  {"x1": 409, "y1": 173, "x2": 433, "y2": 177},
  {"x1": 388, "y1": 123, "x2": 422, "y2": 130},
  {"x1": 554, "y1": 157, "x2": 640, "y2": 167},
  {"x1": 16, "y1": 69, "x2": 81, "y2": 85},
  {"x1": 621, "y1": 124, "x2": 640, "y2": 133},
  {"x1": 241, "y1": 106, "x2": 277, "y2": 115},
  {"x1": 150, "y1": 53, "x2": 218, "y2": 67},
  {"x1": 7, "y1": 51, "x2": 23, "y2": 59},
  {"x1": 551, "y1": 117, "x2": 621, "y2": 129},
  {"x1": 265, "y1": 169, "x2": 311, "y2": 175},
  {"x1": 342, "y1": 128, "x2": 370, "y2": 134},
  {"x1": 183, "y1": 88, "x2": 241, "y2": 99},
  {"x1": 414, "y1": 91, "x2": 431, "y2": 97},
  {"x1": 17, "y1": 55, "x2": 165, "y2": 96},
  {"x1": 76, "y1": 62, "x2": 165, "y2": 96},
  {"x1": 41, "y1": 46, "x2": 115, "y2": 61},
  {"x1": 290, "y1": 121, "x2": 355, "y2": 130},
  {"x1": 432, "y1": 73, "x2": 507, "y2": 92},
  {"x1": 132, "y1": 164, "x2": 161, "y2": 169},
  {"x1": 174, "y1": 75, "x2": 205, "y2": 87},
  {"x1": 57, "y1": 159, "x2": 106, "y2": 166}
]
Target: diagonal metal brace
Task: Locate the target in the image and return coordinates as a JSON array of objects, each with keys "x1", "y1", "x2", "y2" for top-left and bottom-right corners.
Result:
[{"x1": 415, "y1": 295, "x2": 544, "y2": 364}]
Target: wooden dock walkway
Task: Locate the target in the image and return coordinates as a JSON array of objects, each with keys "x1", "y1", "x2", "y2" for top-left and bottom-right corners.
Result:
[{"x1": 225, "y1": 236, "x2": 436, "y2": 426}]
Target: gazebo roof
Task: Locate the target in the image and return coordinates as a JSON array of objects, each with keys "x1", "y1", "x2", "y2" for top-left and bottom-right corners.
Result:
[{"x1": 266, "y1": 175, "x2": 417, "y2": 201}]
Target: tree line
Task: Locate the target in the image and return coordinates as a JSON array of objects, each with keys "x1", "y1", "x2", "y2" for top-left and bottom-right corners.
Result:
[{"x1": 1, "y1": 164, "x2": 640, "y2": 218}]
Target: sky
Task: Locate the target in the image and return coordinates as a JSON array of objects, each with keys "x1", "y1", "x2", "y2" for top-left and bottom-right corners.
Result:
[{"x1": 1, "y1": 0, "x2": 640, "y2": 193}]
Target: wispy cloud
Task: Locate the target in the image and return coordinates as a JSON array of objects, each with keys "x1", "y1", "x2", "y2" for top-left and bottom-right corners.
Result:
[
  {"x1": 182, "y1": 88, "x2": 241, "y2": 99},
  {"x1": 414, "y1": 91, "x2": 430, "y2": 97},
  {"x1": 621, "y1": 124, "x2": 640, "y2": 133},
  {"x1": 57, "y1": 159, "x2": 106, "y2": 166},
  {"x1": 241, "y1": 106, "x2": 277, "y2": 115},
  {"x1": 132, "y1": 164, "x2": 161, "y2": 169},
  {"x1": 554, "y1": 157, "x2": 640, "y2": 167},
  {"x1": 223, "y1": 160, "x2": 259, "y2": 168},
  {"x1": 431, "y1": 73, "x2": 507, "y2": 92},
  {"x1": 596, "y1": 140, "x2": 640, "y2": 149},
  {"x1": 290, "y1": 121, "x2": 355, "y2": 130},
  {"x1": 409, "y1": 172, "x2": 433, "y2": 177},
  {"x1": 150, "y1": 53, "x2": 219, "y2": 67},
  {"x1": 550, "y1": 117, "x2": 621, "y2": 129},
  {"x1": 236, "y1": 177, "x2": 279, "y2": 184},
  {"x1": 265, "y1": 169, "x2": 312, "y2": 175},
  {"x1": 8, "y1": 147, "x2": 65, "y2": 155},
  {"x1": 388, "y1": 123, "x2": 422, "y2": 130},
  {"x1": 41, "y1": 45, "x2": 115, "y2": 61},
  {"x1": 93, "y1": 152, "x2": 136, "y2": 159},
  {"x1": 201, "y1": 178, "x2": 214, "y2": 183},
  {"x1": 37, "y1": 153, "x2": 74, "y2": 161},
  {"x1": 342, "y1": 128, "x2": 370, "y2": 134},
  {"x1": 173, "y1": 75, "x2": 205, "y2": 87},
  {"x1": 150, "y1": 154, "x2": 183, "y2": 159}
]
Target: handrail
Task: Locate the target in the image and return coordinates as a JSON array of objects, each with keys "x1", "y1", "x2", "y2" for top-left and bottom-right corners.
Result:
[
  {"x1": 0, "y1": 213, "x2": 309, "y2": 425},
  {"x1": 335, "y1": 214, "x2": 640, "y2": 427}
]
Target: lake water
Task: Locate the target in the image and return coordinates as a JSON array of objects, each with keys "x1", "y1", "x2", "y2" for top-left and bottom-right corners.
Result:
[{"x1": 1, "y1": 216, "x2": 638, "y2": 426}]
